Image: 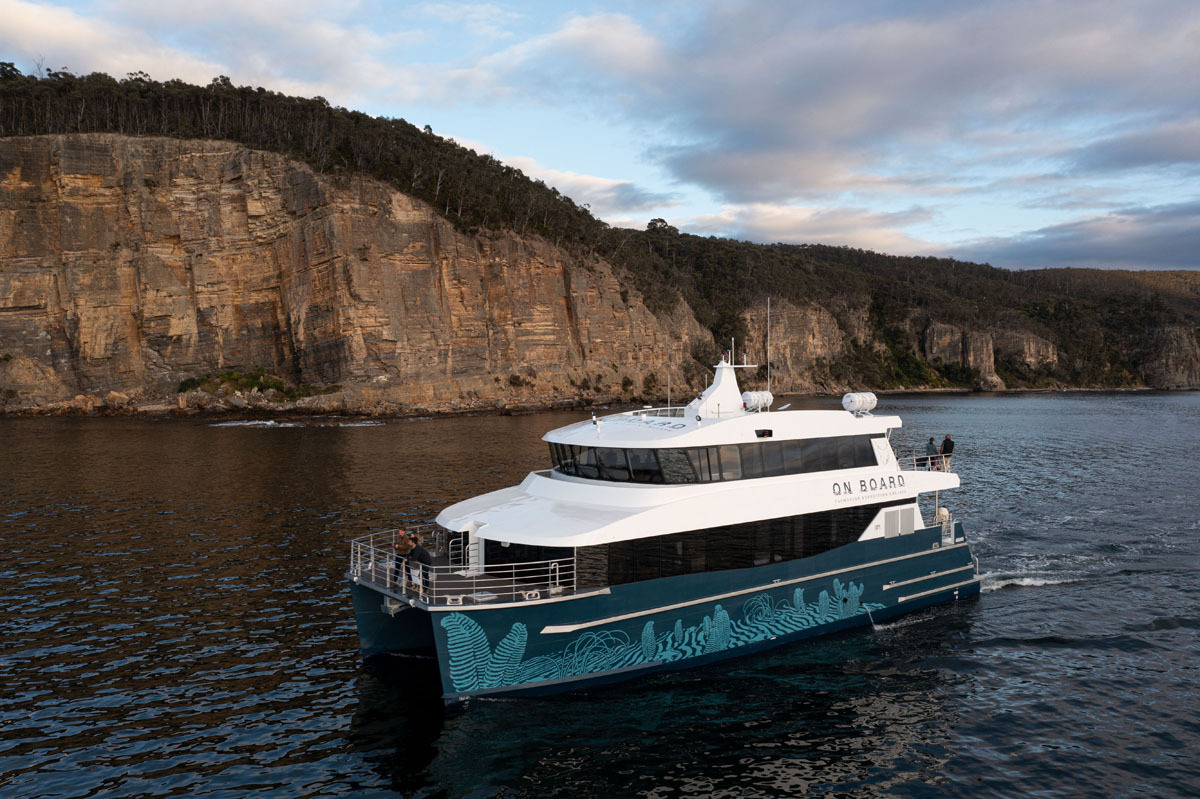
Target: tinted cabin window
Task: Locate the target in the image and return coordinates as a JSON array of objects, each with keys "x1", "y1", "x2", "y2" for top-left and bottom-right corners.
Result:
[
  {"x1": 740, "y1": 443, "x2": 765, "y2": 479},
  {"x1": 782, "y1": 440, "x2": 805, "y2": 473},
  {"x1": 597, "y1": 447, "x2": 630, "y2": 481},
  {"x1": 659, "y1": 449, "x2": 697, "y2": 483},
  {"x1": 602, "y1": 499, "x2": 909, "y2": 585},
  {"x1": 628, "y1": 449, "x2": 663, "y2": 483},
  {"x1": 717, "y1": 445, "x2": 742, "y2": 480},
  {"x1": 575, "y1": 446, "x2": 599, "y2": 479},
  {"x1": 761, "y1": 441, "x2": 786, "y2": 477},
  {"x1": 549, "y1": 435, "x2": 880, "y2": 483}
]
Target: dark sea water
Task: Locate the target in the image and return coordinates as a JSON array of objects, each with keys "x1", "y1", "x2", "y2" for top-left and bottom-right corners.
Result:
[{"x1": 2, "y1": 392, "x2": 1198, "y2": 798}]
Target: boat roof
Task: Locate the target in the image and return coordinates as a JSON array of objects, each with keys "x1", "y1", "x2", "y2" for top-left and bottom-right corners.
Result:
[{"x1": 545, "y1": 359, "x2": 900, "y2": 448}]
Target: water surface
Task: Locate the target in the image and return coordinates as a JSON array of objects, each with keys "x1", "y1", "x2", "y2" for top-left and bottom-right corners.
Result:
[{"x1": 2, "y1": 393, "x2": 1198, "y2": 797}]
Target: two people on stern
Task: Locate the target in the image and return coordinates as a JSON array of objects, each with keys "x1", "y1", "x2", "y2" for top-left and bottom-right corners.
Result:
[
  {"x1": 392, "y1": 529, "x2": 432, "y2": 592},
  {"x1": 923, "y1": 434, "x2": 955, "y2": 470}
]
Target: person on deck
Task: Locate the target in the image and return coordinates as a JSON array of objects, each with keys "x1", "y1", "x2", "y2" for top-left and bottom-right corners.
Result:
[
  {"x1": 392, "y1": 530, "x2": 412, "y2": 587},
  {"x1": 924, "y1": 437, "x2": 939, "y2": 470},
  {"x1": 407, "y1": 531, "x2": 433, "y2": 596},
  {"x1": 939, "y1": 434, "x2": 955, "y2": 471}
]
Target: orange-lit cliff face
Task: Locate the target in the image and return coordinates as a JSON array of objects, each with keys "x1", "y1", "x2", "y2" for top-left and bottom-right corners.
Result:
[
  {"x1": 1, "y1": 134, "x2": 1196, "y2": 414},
  {"x1": 0, "y1": 134, "x2": 710, "y2": 412}
]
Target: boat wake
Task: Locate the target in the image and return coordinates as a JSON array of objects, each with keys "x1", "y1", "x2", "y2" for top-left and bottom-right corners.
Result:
[
  {"x1": 211, "y1": 420, "x2": 302, "y2": 428},
  {"x1": 981, "y1": 573, "x2": 1084, "y2": 592},
  {"x1": 210, "y1": 419, "x2": 384, "y2": 428}
]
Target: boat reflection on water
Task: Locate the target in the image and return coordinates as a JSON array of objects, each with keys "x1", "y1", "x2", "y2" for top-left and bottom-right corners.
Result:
[
  {"x1": 348, "y1": 600, "x2": 979, "y2": 797},
  {"x1": 345, "y1": 655, "x2": 445, "y2": 794}
]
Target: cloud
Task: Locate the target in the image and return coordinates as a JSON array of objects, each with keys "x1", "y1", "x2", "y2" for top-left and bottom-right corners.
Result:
[
  {"x1": 682, "y1": 203, "x2": 940, "y2": 254},
  {"x1": 0, "y1": 0, "x2": 223, "y2": 85},
  {"x1": 503, "y1": 156, "x2": 675, "y2": 218},
  {"x1": 0, "y1": 0, "x2": 425, "y2": 105},
  {"x1": 952, "y1": 200, "x2": 1200, "y2": 268},
  {"x1": 1074, "y1": 119, "x2": 1200, "y2": 171},
  {"x1": 417, "y1": 3, "x2": 521, "y2": 40},
  {"x1": 475, "y1": 2, "x2": 1200, "y2": 209}
]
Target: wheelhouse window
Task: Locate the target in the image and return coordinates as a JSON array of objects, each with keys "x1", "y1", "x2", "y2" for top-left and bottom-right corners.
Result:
[{"x1": 548, "y1": 434, "x2": 882, "y2": 484}]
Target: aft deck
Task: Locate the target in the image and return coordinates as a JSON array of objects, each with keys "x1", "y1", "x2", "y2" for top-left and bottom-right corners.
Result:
[{"x1": 348, "y1": 527, "x2": 578, "y2": 607}]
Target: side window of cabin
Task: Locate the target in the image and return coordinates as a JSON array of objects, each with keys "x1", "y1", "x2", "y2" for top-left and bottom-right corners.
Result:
[
  {"x1": 554, "y1": 435, "x2": 880, "y2": 482},
  {"x1": 627, "y1": 449, "x2": 664, "y2": 483},
  {"x1": 781, "y1": 440, "x2": 805, "y2": 473},
  {"x1": 840, "y1": 436, "x2": 859, "y2": 467},
  {"x1": 804, "y1": 438, "x2": 838, "y2": 472},
  {"x1": 597, "y1": 447, "x2": 631, "y2": 481},
  {"x1": 761, "y1": 441, "x2": 786, "y2": 477},
  {"x1": 739, "y1": 443, "x2": 765, "y2": 479},
  {"x1": 717, "y1": 445, "x2": 742, "y2": 480},
  {"x1": 603, "y1": 499, "x2": 912, "y2": 585},
  {"x1": 687, "y1": 448, "x2": 713, "y2": 482},
  {"x1": 659, "y1": 449, "x2": 697, "y2": 483},
  {"x1": 575, "y1": 446, "x2": 599, "y2": 479}
]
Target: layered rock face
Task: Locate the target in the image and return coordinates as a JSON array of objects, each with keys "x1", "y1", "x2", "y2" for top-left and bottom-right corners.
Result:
[
  {"x1": 0, "y1": 135, "x2": 707, "y2": 410},
  {"x1": 919, "y1": 322, "x2": 1005, "y2": 390},
  {"x1": 739, "y1": 300, "x2": 846, "y2": 393},
  {"x1": 1, "y1": 134, "x2": 1195, "y2": 413},
  {"x1": 1141, "y1": 326, "x2": 1200, "y2": 389}
]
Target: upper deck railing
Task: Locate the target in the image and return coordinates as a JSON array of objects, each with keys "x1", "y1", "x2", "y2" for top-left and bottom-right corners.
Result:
[
  {"x1": 899, "y1": 452, "x2": 957, "y2": 472},
  {"x1": 630, "y1": 406, "x2": 687, "y2": 418},
  {"x1": 349, "y1": 529, "x2": 576, "y2": 606}
]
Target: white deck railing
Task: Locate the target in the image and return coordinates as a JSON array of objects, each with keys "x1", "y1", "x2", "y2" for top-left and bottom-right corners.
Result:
[
  {"x1": 630, "y1": 406, "x2": 687, "y2": 418},
  {"x1": 349, "y1": 529, "x2": 576, "y2": 606},
  {"x1": 900, "y1": 453, "x2": 956, "y2": 472}
]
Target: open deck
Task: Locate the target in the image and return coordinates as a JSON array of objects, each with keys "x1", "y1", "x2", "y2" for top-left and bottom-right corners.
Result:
[{"x1": 348, "y1": 527, "x2": 578, "y2": 607}]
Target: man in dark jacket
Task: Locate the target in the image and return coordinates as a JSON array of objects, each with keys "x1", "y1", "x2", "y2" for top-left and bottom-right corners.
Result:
[
  {"x1": 407, "y1": 531, "x2": 433, "y2": 596},
  {"x1": 939, "y1": 434, "x2": 955, "y2": 470}
]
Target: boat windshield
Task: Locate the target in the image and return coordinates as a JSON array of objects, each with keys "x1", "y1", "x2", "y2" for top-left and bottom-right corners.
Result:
[{"x1": 548, "y1": 434, "x2": 881, "y2": 484}]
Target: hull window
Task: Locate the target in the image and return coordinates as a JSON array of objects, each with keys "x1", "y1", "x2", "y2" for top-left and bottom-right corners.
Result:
[{"x1": 586, "y1": 499, "x2": 911, "y2": 586}]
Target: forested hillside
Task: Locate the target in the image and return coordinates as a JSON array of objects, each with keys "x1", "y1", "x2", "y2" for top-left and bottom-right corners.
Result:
[{"x1": 2, "y1": 64, "x2": 1197, "y2": 396}]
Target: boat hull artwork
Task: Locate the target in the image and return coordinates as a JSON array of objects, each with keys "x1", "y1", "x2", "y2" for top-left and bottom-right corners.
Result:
[{"x1": 352, "y1": 524, "x2": 979, "y2": 700}]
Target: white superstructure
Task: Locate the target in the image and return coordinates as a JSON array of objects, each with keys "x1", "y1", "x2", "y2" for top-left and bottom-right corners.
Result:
[{"x1": 437, "y1": 358, "x2": 958, "y2": 550}]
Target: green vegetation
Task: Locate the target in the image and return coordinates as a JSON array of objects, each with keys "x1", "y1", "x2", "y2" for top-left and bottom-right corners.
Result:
[
  {"x1": 0, "y1": 353, "x2": 12, "y2": 363},
  {"x1": 177, "y1": 367, "x2": 339, "y2": 401},
  {"x1": 3, "y1": 64, "x2": 1198, "y2": 390}
]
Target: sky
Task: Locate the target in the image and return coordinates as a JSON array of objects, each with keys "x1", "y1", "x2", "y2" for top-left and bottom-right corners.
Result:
[{"x1": 3, "y1": 0, "x2": 1199, "y2": 270}]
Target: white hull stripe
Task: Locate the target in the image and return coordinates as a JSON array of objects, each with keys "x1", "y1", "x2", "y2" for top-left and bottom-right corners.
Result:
[
  {"x1": 540, "y1": 542, "x2": 971, "y2": 635},
  {"x1": 898, "y1": 577, "x2": 982, "y2": 603},
  {"x1": 882, "y1": 564, "x2": 975, "y2": 591}
]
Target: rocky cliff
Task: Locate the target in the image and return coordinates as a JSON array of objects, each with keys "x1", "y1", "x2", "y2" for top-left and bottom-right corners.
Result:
[
  {"x1": 1, "y1": 134, "x2": 1196, "y2": 414},
  {"x1": 0, "y1": 134, "x2": 712, "y2": 412}
]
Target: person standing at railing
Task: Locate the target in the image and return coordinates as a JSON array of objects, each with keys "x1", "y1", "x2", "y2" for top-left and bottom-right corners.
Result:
[
  {"x1": 392, "y1": 530, "x2": 412, "y2": 588},
  {"x1": 940, "y1": 434, "x2": 955, "y2": 471},
  {"x1": 922, "y1": 437, "x2": 938, "y2": 470},
  {"x1": 408, "y1": 531, "x2": 433, "y2": 596}
]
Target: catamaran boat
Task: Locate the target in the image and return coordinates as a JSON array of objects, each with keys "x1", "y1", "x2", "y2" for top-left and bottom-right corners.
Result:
[{"x1": 348, "y1": 358, "x2": 980, "y2": 701}]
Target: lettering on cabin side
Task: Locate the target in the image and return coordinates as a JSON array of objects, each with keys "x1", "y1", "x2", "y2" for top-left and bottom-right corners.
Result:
[{"x1": 831, "y1": 474, "x2": 906, "y2": 503}]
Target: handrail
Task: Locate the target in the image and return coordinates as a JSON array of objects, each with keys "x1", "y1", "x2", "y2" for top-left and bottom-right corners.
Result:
[
  {"x1": 630, "y1": 406, "x2": 687, "y2": 418},
  {"x1": 349, "y1": 531, "x2": 577, "y2": 606},
  {"x1": 899, "y1": 452, "x2": 956, "y2": 472}
]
